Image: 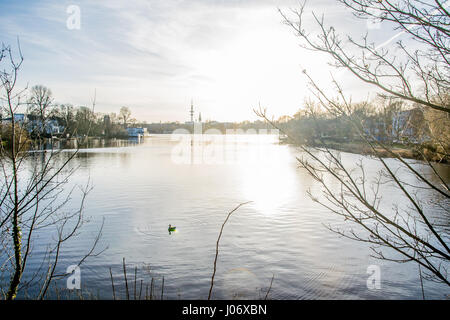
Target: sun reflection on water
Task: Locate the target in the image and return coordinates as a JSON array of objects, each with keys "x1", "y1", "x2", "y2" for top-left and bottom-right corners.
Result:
[{"x1": 239, "y1": 144, "x2": 299, "y2": 215}]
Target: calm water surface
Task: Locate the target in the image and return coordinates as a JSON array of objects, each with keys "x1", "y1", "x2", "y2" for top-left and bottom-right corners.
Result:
[{"x1": 19, "y1": 134, "x2": 450, "y2": 299}]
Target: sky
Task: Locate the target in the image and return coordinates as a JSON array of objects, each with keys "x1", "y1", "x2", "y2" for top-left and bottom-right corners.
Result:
[{"x1": 0, "y1": 0, "x2": 414, "y2": 123}]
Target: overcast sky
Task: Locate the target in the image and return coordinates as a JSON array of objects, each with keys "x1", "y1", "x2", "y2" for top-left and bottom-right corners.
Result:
[{"x1": 0, "y1": 0, "x2": 409, "y2": 122}]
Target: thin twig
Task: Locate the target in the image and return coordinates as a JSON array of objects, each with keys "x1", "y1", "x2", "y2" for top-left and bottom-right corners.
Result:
[
  {"x1": 264, "y1": 274, "x2": 275, "y2": 300},
  {"x1": 109, "y1": 267, "x2": 116, "y2": 300},
  {"x1": 134, "y1": 266, "x2": 137, "y2": 300},
  {"x1": 123, "y1": 258, "x2": 129, "y2": 300},
  {"x1": 139, "y1": 279, "x2": 143, "y2": 300},
  {"x1": 150, "y1": 277, "x2": 154, "y2": 300},
  {"x1": 161, "y1": 276, "x2": 164, "y2": 300},
  {"x1": 208, "y1": 201, "x2": 252, "y2": 300},
  {"x1": 418, "y1": 263, "x2": 425, "y2": 300}
]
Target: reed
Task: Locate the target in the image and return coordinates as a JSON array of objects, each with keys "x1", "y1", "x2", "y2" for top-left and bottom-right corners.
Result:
[
  {"x1": 109, "y1": 267, "x2": 116, "y2": 300},
  {"x1": 108, "y1": 258, "x2": 164, "y2": 300},
  {"x1": 122, "y1": 258, "x2": 129, "y2": 300}
]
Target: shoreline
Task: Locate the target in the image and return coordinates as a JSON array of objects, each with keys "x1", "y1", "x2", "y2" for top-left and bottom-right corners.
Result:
[{"x1": 282, "y1": 139, "x2": 448, "y2": 164}]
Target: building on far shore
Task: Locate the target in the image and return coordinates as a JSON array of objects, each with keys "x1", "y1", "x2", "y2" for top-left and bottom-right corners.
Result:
[
  {"x1": 1, "y1": 113, "x2": 27, "y2": 123},
  {"x1": 126, "y1": 127, "x2": 146, "y2": 138},
  {"x1": 1, "y1": 113, "x2": 64, "y2": 136}
]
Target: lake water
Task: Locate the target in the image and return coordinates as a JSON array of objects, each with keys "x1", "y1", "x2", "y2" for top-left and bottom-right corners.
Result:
[{"x1": 8, "y1": 134, "x2": 450, "y2": 299}]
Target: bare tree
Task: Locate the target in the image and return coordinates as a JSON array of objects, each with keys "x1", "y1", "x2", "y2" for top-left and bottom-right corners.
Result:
[
  {"x1": 119, "y1": 106, "x2": 131, "y2": 128},
  {"x1": 27, "y1": 85, "x2": 53, "y2": 118},
  {"x1": 26, "y1": 85, "x2": 55, "y2": 137},
  {"x1": 280, "y1": 0, "x2": 449, "y2": 114},
  {"x1": 0, "y1": 42, "x2": 104, "y2": 299},
  {"x1": 256, "y1": 0, "x2": 449, "y2": 288}
]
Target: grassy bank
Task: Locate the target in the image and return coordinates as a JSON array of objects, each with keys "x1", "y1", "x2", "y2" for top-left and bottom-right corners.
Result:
[
  {"x1": 319, "y1": 141, "x2": 415, "y2": 159},
  {"x1": 282, "y1": 137, "x2": 448, "y2": 164}
]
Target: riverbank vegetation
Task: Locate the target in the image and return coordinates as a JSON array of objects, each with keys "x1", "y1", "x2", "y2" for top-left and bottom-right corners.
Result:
[
  {"x1": 0, "y1": 83, "x2": 142, "y2": 143},
  {"x1": 0, "y1": 43, "x2": 104, "y2": 299},
  {"x1": 276, "y1": 97, "x2": 449, "y2": 163}
]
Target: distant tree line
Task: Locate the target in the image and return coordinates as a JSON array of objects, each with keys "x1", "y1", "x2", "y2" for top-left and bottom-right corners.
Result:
[
  {"x1": 0, "y1": 85, "x2": 140, "y2": 140},
  {"x1": 141, "y1": 120, "x2": 271, "y2": 134},
  {"x1": 46, "y1": 104, "x2": 132, "y2": 138},
  {"x1": 277, "y1": 98, "x2": 449, "y2": 163}
]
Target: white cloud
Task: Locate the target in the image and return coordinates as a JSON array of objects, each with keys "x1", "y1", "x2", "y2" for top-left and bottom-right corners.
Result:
[{"x1": 0, "y1": 0, "x2": 405, "y2": 122}]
